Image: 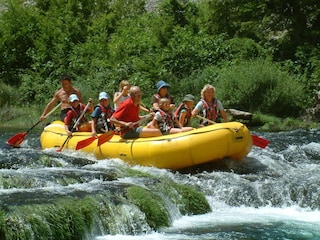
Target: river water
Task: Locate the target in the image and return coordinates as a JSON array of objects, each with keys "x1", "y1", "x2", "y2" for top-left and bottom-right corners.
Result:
[{"x1": 1, "y1": 128, "x2": 320, "y2": 239}]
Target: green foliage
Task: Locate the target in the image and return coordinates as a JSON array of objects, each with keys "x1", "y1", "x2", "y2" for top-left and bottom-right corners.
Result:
[
  {"x1": 252, "y1": 112, "x2": 314, "y2": 131},
  {"x1": 0, "y1": 82, "x2": 19, "y2": 106},
  {"x1": 158, "y1": 0, "x2": 198, "y2": 28},
  {"x1": 252, "y1": 113, "x2": 283, "y2": 131},
  {"x1": 0, "y1": 0, "x2": 319, "y2": 118},
  {"x1": 18, "y1": 73, "x2": 57, "y2": 103},
  {"x1": 224, "y1": 38, "x2": 268, "y2": 61},
  {"x1": 0, "y1": 208, "x2": 5, "y2": 240},
  {"x1": 107, "y1": 14, "x2": 162, "y2": 81},
  {"x1": 281, "y1": 44, "x2": 320, "y2": 105},
  {"x1": 163, "y1": 27, "x2": 227, "y2": 79},
  {"x1": 0, "y1": 0, "x2": 39, "y2": 85},
  {"x1": 215, "y1": 59, "x2": 305, "y2": 117},
  {"x1": 198, "y1": 0, "x2": 266, "y2": 38}
]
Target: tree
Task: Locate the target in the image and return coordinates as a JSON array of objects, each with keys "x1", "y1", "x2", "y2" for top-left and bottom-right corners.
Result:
[{"x1": 0, "y1": 0, "x2": 39, "y2": 85}]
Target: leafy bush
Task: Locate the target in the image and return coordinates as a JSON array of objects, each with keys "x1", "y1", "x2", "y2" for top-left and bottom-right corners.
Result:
[
  {"x1": 1, "y1": 0, "x2": 320, "y2": 119},
  {"x1": 0, "y1": 82, "x2": 20, "y2": 106},
  {"x1": 223, "y1": 37, "x2": 268, "y2": 61},
  {"x1": 215, "y1": 59, "x2": 305, "y2": 117}
]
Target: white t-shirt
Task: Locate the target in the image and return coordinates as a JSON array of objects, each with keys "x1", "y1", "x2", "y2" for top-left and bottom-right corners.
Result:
[{"x1": 114, "y1": 93, "x2": 130, "y2": 110}]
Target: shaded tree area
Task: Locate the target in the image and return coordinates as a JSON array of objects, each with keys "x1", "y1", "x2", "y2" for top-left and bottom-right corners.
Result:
[{"x1": 0, "y1": 0, "x2": 319, "y2": 117}]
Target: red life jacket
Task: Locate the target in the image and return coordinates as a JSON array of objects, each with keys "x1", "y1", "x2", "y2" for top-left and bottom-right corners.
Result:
[
  {"x1": 174, "y1": 103, "x2": 192, "y2": 126},
  {"x1": 66, "y1": 103, "x2": 86, "y2": 130},
  {"x1": 70, "y1": 104, "x2": 86, "y2": 123},
  {"x1": 201, "y1": 99, "x2": 218, "y2": 123}
]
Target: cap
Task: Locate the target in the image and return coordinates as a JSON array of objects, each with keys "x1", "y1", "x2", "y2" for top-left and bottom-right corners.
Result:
[
  {"x1": 156, "y1": 80, "x2": 170, "y2": 93},
  {"x1": 69, "y1": 94, "x2": 79, "y2": 102},
  {"x1": 99, "y1": 92, "x2": 109, "y2": 100},
  {"x1": 183, "y1": 94, "x2": 195, "y2": 102}
]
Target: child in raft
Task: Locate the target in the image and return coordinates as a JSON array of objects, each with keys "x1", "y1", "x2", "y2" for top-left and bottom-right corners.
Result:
[
  {"x1": 175, "y1": 94, "x2": 195, "y2": 127},
  {"x1": 64, "y1": 94, "x2": 93, "y2": 136},
  {"x1": 91, "y1": 92, "x2": 115, "y2": 137},
  {"x1": 147, "y1": 97, "x2": 193, "y2": 134}
]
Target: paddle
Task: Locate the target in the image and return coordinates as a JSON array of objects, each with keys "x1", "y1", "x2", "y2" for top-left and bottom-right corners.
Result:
[
  {"x1": 57, "y1": 101, "x2": 91, "y2": 152},
  {"x1": 75, "y1": 129, "x2": 116, "y2": 150},
  {"x1": 75, "y1": 136, "x2": 96, "y2": 150},
  {"x1": 97, "y1": 113, "x2": 153, "y2": 147},
  {"x1": 251, "y1": 134, "x2": 269, "y2": 149},
  {"x1": 6, "y1": 102, "x2": 62, "y2": 147},
  {"x1": 96, "y1": 130, "x2": 115, "y2": 147},
  {"x1": 195, "y1": 115, "x2": 269, "y2": 148}
]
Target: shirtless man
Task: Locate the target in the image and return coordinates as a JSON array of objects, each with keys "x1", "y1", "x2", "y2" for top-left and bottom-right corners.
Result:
[{"x1": 40, "y1": 75, "x2": 83, "y2": 121}]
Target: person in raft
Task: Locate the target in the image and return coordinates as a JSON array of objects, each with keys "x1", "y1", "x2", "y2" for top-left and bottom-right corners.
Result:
[
  {"x1": 113, "y1": 79, "x2": 131, "y2": 110},
  {"x1": 147, "y1": 97, "x2": 193, "y2": 135},
  {"x1": 113, "y1": 79, "x2": 150, "y2": 112},
  {"x1": 192, "y1": 84, "x2": 229, "y2": 125},
  {"x1": 151, "y1": 80, "x2": 175, "y2": 111},
  {"x1": 175, "y1": 94, "x2": 196, "y2": 127},
  {"x1": 110, "y1": 86, "x2": 162, "y2": 139},
  {"x1": 64, "y1": 94, "x2": 93, "y2": 136},
  {"x1": 91, "y1": 92, "x2": 115, "y2": 138},
  {"x1": 40, "y1": 74, "x2": 84, "y2": 121}
]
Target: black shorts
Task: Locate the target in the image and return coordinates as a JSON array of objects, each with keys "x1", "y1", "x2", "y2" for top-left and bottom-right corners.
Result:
[{"x1": 60, "y1": 109, "x2": 68, "y2": 121}]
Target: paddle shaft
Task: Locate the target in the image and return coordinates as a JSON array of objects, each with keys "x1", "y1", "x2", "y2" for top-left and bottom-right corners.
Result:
[
  {"x1": 196, "y1": 115, "x2": 216, "y2": 124},
  {"x1": 43, "y1": 102, "x2": 63, "y2": 119},
  {"x1": 28, "y1": 102, "x2": 62, "y2": 133},
  {"x1": 57, "y1": 101, "x2": 90, "y2": 152}
]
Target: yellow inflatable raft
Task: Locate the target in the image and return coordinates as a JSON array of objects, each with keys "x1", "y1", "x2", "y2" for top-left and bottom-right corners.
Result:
[{"x1": 40, "y1": 121, "x2": 253, "y2": 170}]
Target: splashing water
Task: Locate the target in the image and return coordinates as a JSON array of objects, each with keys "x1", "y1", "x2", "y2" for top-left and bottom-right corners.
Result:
[{"x1": 1, "y1": 129, "x2": 320, "y2": 239}]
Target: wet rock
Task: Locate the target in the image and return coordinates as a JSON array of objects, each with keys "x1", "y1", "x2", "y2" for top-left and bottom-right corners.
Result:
[{"x1": 303, "y1": 104, "x2": 320, "y2": 122}]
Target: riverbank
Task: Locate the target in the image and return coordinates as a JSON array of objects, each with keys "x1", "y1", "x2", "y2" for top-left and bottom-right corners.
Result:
[
  {"x1": 0, "y1": 104, "x2": 57, "y2": 131},
  {"x1": 1, "y1": 105, "x2": 320, "y2": 132}
]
